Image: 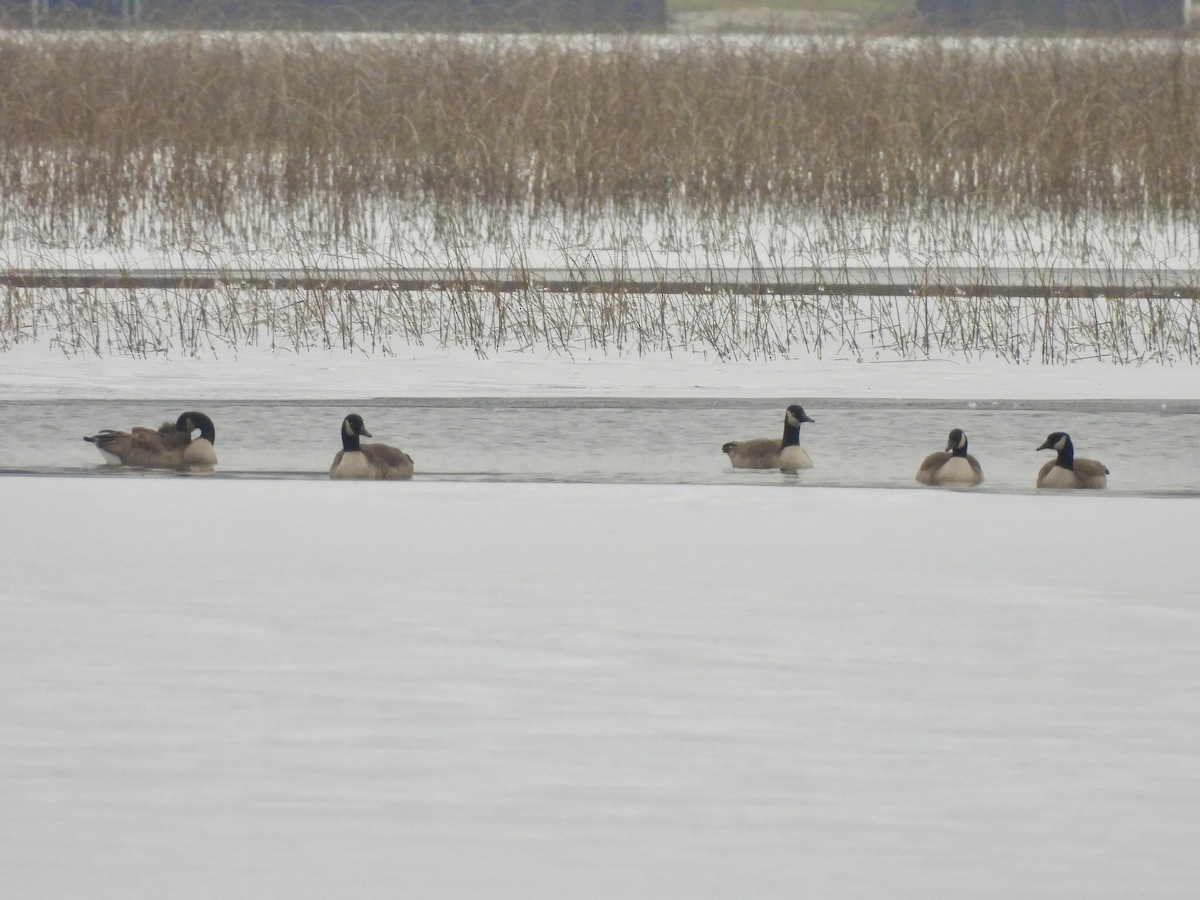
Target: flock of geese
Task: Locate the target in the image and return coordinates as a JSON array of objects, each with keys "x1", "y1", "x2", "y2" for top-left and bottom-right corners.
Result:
[
  {"x1": 721, "y1": 403, "x2": 1109, "y2": 488},
  {"x1": 84, "y1": 411, "x2": 415, "y2": 480},
  {"x1": 81, "y1": 404, "x2": 1110, "y2": 489}
]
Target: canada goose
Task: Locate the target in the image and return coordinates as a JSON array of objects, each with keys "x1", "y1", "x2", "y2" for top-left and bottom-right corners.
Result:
[
  {"x1": 330, "y1": 413, "x2": 414, "y2": 480},
  {"x1": 916, "y1": 428, "x2": 984, "y2": 486},
  {"x1": 83, "y1": 411, "x2": 217, "y2": 469},
  {"x1": 723, "y1": 404, "x2": 815, "y2": 473},
  {"x1": 1036, "y1": 431, "x2": 1109, "y2": 489}
]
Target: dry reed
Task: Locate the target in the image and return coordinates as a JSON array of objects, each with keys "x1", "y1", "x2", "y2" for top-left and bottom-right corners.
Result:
[
  {"x1": 0, "y1": 32, "x2": 1196, "y2": 246},
  {"x1": 0, "y1": 31, "x2": 1197, "y2": 360},
  {"x1": 4, "y1": 279, "x2": 1199, "y2": 364}
]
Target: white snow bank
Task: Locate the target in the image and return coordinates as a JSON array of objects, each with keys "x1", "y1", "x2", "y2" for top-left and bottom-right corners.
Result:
[
  {"x1": 2, "y1": 479, "x2": 1198, "y2": 898},
  {"x1": 1, "y1": 342, "x2": 1198, "y2": 400}
]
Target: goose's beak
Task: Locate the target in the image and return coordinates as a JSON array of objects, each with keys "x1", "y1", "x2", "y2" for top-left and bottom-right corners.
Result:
[
  {"x1": 360, "y1": 429, "x2": 373, "y2": 438},
  {"x1": 1035, "y1": 439, "x2": 1051, "y2": 451}
]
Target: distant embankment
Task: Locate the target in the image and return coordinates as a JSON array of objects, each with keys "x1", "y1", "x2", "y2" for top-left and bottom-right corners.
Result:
[{"x1": 3, "y1": 268, "x2": 1198, "y2": 300}]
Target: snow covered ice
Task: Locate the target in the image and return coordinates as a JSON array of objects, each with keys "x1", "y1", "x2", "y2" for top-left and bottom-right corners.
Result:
[{"x1": 3, "y1": 377, "x2": 1200, "y2": 897}]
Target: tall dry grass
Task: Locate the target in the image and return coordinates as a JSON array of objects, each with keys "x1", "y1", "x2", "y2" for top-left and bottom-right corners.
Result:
[
  {"x1": 0, "y1": 32, "x2": 1196, "y2": 248},
  {"x1": 0, "y1": 31, "x2": 1197, "y2": 360},
  {"x1": 4, "y1": 275, "x2": 1198, "y2": 364}
]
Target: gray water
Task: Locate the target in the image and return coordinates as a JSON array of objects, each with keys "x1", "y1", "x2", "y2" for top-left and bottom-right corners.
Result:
[{"x1": 2, "y1": 397, "x2": 1198, "y2": 495}]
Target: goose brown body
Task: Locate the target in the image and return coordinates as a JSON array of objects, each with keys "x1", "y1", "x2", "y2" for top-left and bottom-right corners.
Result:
[
  {"x1": 916, "y1": 428, "x2": 983, "y2": 486},
  {"x1": 1036, "y1": 432, "x2": 1108, "y2": 489},
  {"x1": 330, "y1": 414, "x2": 414, "y2": 480},
  {"x1": 723, "y1": 404, "x2": 815, "y2": 472},
  {"x1": 83, "y1": 412, "x2": 217, "y2": 469}
]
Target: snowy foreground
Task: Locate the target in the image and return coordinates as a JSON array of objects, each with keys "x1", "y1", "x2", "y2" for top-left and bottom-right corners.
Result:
[
  {"x1": 4, "y1": 342, "x2": 1200, "y2": 401},
  {"x1": 3, "y1": 478, "x2": 1199, "y2": 899}
]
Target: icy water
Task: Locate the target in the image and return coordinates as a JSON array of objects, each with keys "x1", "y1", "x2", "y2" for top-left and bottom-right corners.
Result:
[{"x1": 2, "y1": 397, "x2": 1199, "y2": 494}]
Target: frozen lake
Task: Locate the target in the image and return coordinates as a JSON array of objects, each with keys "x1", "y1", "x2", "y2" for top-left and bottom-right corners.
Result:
[
  {"x1": 2, "y1": 478, "x2": 1198, "y2": 898},
  {"x1": 3, "y1": 396, "x2": 1199, "y2": 495},
  {"x1": 2, "y1": 350, "x2": 1198, "y2": 897}
]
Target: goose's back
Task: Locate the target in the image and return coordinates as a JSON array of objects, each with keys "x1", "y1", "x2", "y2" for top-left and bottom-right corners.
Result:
[
  {"x1": 723, "y1": 438, "x2": 782, "y2": 469},
  {"x1": 1073, "y1": 457, "x2": 1109, "y2": 489},
  {"x1": 362, "y1": 442, "x2": 414, "y2": 479}
]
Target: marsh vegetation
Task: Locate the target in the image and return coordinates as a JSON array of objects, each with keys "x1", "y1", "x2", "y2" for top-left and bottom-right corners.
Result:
[{"x1": 0, "y1": 31, "x2": 1196, "y2": 360}]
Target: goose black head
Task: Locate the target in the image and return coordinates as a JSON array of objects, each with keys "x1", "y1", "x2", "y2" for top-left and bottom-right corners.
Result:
[
  {"x1": 1036, "y1": 431, "x2": 1074, "y2": 466},
  {"x1": 176, "y1": 411, "x2": 216, "y2": 444},
  {"x1": 946, "y1": 428, "x2": 969, "y2": 456},
  {"x1": 785, "y1": 404, "x2": 815, "y2": 427},
  {"x1": 340, "y1": 414, "x2": 372, "y2": 451},
  {"x1": 1036, "y1": 432, "x2": 1071, "y2": 453},
  {"x1": 343, "y1": 413, "x2": 372, "y2": 439}
]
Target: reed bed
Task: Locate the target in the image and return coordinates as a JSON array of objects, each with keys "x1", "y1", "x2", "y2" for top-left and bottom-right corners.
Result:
[
  {"x1": 0, "y1": 31, "x2": 1196, "y2": 246},
  {"x1": 0, "y1": 30, "x2": 1197, "y2": 359},
  {"x1": 4, "y1": 279, "x2": 1198, "y2": 364}
]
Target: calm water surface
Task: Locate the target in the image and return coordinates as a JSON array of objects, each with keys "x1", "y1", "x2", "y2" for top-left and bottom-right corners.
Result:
[{"x1": 2, "y1": 397, "x2": 1198, "y2": 495}]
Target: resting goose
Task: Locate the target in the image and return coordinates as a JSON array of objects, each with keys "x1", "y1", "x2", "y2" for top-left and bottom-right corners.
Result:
[
  {"x1": 330, "y1": 413, "x2": 414, "y2": 480},
  {"x1": 1036, "y1": 431, "x2": 1108, "y2": 489},
  {"x1": 916, "y1": 428, "x2": 984, "y2": 486},
  {"x1": 83, "y1": 411, "x2": 217, "y2": 469},
  {"x1": 723, "y1": 404, "x2": 815, "y2": 473}
]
